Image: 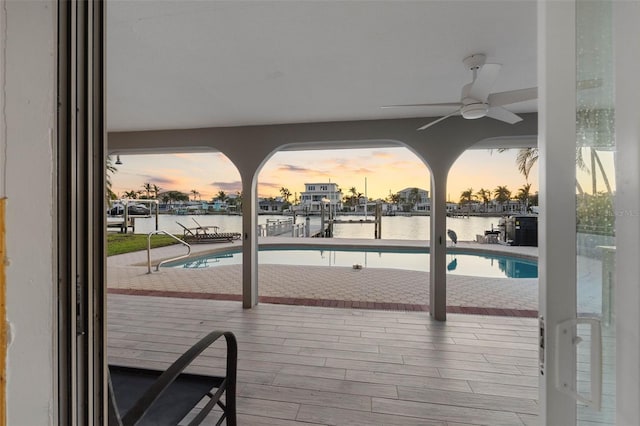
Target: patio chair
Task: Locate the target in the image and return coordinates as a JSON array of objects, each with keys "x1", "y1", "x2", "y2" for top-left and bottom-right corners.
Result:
[
  {"x1": 176, "y1": 221, "x2": 241, "y2": 244},
  {"x1": 108, "y1": 330, "x2": 237, "y2": 426},
  {"x1": 176, "y1": 221, "x2": 200, "y2": 239}
]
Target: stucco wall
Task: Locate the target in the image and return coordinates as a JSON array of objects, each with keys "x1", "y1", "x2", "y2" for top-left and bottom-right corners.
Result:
[{"x1": 2, "y1": 1, "x2": 56, "y2": 424}]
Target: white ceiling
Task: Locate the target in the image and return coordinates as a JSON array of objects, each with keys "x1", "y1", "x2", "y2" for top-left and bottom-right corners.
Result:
[{"x1": 107, "y1": 0, "x2": 537, "y2": 132}]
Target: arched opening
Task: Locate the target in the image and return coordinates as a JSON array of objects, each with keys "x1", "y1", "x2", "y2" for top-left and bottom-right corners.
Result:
[
  {"x1": 254, "y1": 144, "x2": 436, "y2": 310},
  {"x1": 445, "y1": 146, "x2": 539, "y2": 316},
  {"x1": 106, "y1": 151, "x2": 246, "y2": 302}
]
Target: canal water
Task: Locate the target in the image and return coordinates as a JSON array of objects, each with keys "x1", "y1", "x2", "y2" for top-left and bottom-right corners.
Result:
[{"x1": 128, "y1": 214, "x2": 505, "y2": 242}]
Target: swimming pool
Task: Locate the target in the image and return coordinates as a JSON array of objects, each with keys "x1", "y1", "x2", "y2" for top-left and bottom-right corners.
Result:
[{"x1": 164, "y1": 246, "x2": 538, "y2": 279}]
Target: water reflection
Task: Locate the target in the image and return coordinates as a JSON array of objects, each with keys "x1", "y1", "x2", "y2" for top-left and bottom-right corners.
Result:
[
  {"x1": 167, "y1": 248, "x2": 538, "y2": 279},
  {"x1": 447, "y1": 258, "x2": 458, "y2": 271}
]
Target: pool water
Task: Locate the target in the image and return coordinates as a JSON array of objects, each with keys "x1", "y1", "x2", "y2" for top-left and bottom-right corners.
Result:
[{"x1": 166, "y1": 247, "x2": 538, "y2": 279}]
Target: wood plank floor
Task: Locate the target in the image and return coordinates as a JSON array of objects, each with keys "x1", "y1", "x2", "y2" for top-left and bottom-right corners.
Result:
[{"x1": 107, "y1": 294, "x2": 540, "y2": 425}]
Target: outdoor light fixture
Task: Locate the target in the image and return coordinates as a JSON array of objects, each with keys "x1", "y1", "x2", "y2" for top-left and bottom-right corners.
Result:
[{"x1": 115, "y1": 155, "x2": 123, "y2": 165}]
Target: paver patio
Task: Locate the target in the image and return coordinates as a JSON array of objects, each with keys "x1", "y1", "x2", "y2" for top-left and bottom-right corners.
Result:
[{"x1": 108, "y1": 238, "x2": 539, "y2": 316}]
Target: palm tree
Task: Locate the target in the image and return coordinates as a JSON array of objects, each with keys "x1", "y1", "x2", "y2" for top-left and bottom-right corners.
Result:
[
  {"x1": 234, "y1": 191, "x2": 243, "y2": 211},
  {"x1": 106, "y1": 156, "x2": 118, "y2": 201},
  {"x1": 152, "y1": 184, "x2": 161, "y2": 198},
  {"x1": 123, "y1": 189, "x2": 139, "y2": 199},
  {"x1": 279, "y1": 187, "x2": 291, "y2": 203},
  {"x1": 142, "y1": 182, "x2": 153, "y2": 198},
  {"x1": 190, "y1": 189, "x2": 200, "y2": 201},
  {"x1": 494, "y1": 185, "x2": 512, "y2": 212},
  {"x1": 459, "y1": 188, "x2": 475, "y2": 204},
  {"x1": 476, "y1": 188, "x2": 491, "y2": 212},
  {"x1": 166, "y1": 190, "x2": 189, "y2": 204},
  {"x1": 215, "y1": 190, "x2": 227, "y2": 202},
  {"x1": 497, "y1": 147, "x2": 538, "y2": 182},
  {"x1": 588, "y1": 148, "x2": 613, "y2": 194},
  {"x1": 386, "y1": 192, "x2": 401, "y2": 204},
  {"x1": 500, "y1": 146, "x2": 610, "y2": 196},
  {"x1": 459, "y1": 188, "x2": 476, "y2": 215},
  {"x1": 517, "y1": 183, "x2": 532, "y2": 213},
  {"x1": 345, "y1": 187, "x2": 362, "y2": 209},
  {"x1": 407, "y1": 188, "x2": 421, "y2": 211}
]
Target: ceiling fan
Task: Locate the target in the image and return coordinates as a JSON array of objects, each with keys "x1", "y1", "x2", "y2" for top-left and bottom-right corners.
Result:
[{"x1": 382, "y1": 54, "x2": 537, "y2": 131}]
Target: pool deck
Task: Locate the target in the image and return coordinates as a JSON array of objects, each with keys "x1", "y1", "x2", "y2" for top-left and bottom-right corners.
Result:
[{"x1": 108, "y1": 238, "x2": 539, "y2": 317}]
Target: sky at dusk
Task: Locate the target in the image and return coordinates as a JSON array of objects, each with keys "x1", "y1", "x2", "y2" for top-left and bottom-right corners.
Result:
[{"x1": 111, "y1": 147, "x2": 539, "y2": 203}]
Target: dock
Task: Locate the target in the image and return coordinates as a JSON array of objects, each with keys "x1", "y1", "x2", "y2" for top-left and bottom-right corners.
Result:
[{"x1": 107, "y1": 217, "x2": 135, "y2": 233}]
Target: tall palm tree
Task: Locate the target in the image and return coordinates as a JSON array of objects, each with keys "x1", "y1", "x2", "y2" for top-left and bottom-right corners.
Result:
[
  {"x1": 346, "y1": 187, "x2": 361, "y2": 209},
  {"x1": 123, "y1": 190, "x2": 139, "y2": 199},
  {"x1": 459, "y1": 188, "x2": 475, "y2": 204},
  {"x1": 459, "y1": 188, "x2": 475, "y2": 215},
  {"x1": 476, "y1": 188, "x2": 491, "y2": 212},
  {"x1": 497, "y1": 147, "x2": 538, "y2": 182},
  {"x1": 500, "y1": 146, "x2": 610, "y2": 196},
  {"x1": 279, "y1": 187, "x2": 291, "y2": 203},
  {"x1": 106, "y1": 156, "x2": 118, "y2": 201},
  {"x1": 494, "y1": 185, "x2": 512, "y2": 212},
  {"x1": 152, "y1": 184, "x2": 161, "y2": 199},
  {"x1": 142, "y1": 182, "x2": 153, "y2": 198},
  {"x1": 517, "y1": 183, "x2": 532, "y2": 213},
  {"x1": 190, "y1": 189, "x2": 200, "y2": 201}
]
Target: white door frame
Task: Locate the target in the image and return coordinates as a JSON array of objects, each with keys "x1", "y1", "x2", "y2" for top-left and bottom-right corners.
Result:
[
  {"x1": 539, "y1": 1, "x2": 640, "y2": 424},
  {"x1": 538, "y1": 1, "x2": 578, "y2": 423},
  {"x1": 613, "y1": 1, "x2": 640, "y2": 423}
]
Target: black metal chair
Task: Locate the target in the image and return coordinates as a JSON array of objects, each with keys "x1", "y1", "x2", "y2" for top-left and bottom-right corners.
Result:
[{"x1": 108, "y1": 330, "x2": 237, "y2": 426}]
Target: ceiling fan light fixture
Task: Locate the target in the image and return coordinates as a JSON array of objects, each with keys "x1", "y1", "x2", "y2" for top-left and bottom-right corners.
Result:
[
  {"x1": 461, "y1": 103, "x2": 488, "y2": 119},
  {"x1": 383, "y1": 53, "x2": 535, "y2": 130}
]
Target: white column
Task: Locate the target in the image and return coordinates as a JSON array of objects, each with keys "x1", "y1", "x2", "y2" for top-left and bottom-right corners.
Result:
[
  {"x1": 538, "y1": 0, "x2": 577, "y2": 423},
  {"x1": 240, "y1": 171, "x2": 259, "y2": 308},
  {"x1": 429, "y1": 167, "x2": 447, "y2": 321},
  {"x1": 4, "y1": 2, "x2": 57, "y2": 424}
]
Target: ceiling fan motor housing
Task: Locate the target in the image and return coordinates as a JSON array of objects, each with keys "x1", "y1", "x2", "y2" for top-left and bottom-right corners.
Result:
[
  {"x1": 461, "y1": 102, "x2": 489, "y2": 119},
  {"x1": 463, "y1": 53, "x2": 486, "y2": 71}
]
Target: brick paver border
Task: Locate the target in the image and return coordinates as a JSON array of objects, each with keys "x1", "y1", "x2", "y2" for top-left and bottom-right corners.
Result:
[{"x1": 108, "y1": 288, "x2": 539, "y2": 318}]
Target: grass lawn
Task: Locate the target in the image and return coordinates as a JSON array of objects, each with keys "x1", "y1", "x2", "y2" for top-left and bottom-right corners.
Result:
[{"x1": 107, "y1": 233, "x2": 182, "y2": 256}]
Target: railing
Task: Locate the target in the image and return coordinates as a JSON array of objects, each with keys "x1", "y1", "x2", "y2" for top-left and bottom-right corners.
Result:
[
  {"x1": 291, "y1": 222, "x2": 306, "y2": 237},
  {"x1": 147, "y1": 230, "x2": 191, "y2": 273},
  {"x1": 257, "y1": 218, "x2": 306, "y2": 237}
]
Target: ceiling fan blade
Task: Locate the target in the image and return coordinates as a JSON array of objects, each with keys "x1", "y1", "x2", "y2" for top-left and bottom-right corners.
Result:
[
  {"x1": 488, "y1": 87, "x2": 537, "y2": 107},
  {"x1": 417, "y1": 110, "x2": 460, "y2": 131},
  {"x1": 486, "y1": 106, "x2": 522, "y2": 124},
  {"x1": 381, "y1": 102, "x2": 461, "y2": 109},
  {"x1": 468, "y1": 63, "x2": 501, "y2": 101}
]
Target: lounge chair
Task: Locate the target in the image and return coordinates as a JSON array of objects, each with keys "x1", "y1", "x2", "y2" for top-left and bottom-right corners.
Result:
[
  {"x1": 176, "y1": 221, "x2": 241, "y2": 243},
  {"x1": 108, "y1": 330, "x2": 237, "y2": 426}
]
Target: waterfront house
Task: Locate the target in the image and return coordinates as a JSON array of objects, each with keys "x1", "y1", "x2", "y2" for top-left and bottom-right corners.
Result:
[
  {"x1": 208, "y1": 200, "x2": 228, "y2": 212},
  {"x1": 258, "y1": 198, "x2": 285, "y2": 213},
  {"x1": 397, "y1": 187, "x2": 430, "y2": 212},
  {"x1": 298, "y1": 183, "x2": 342, "y2": 214}
]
